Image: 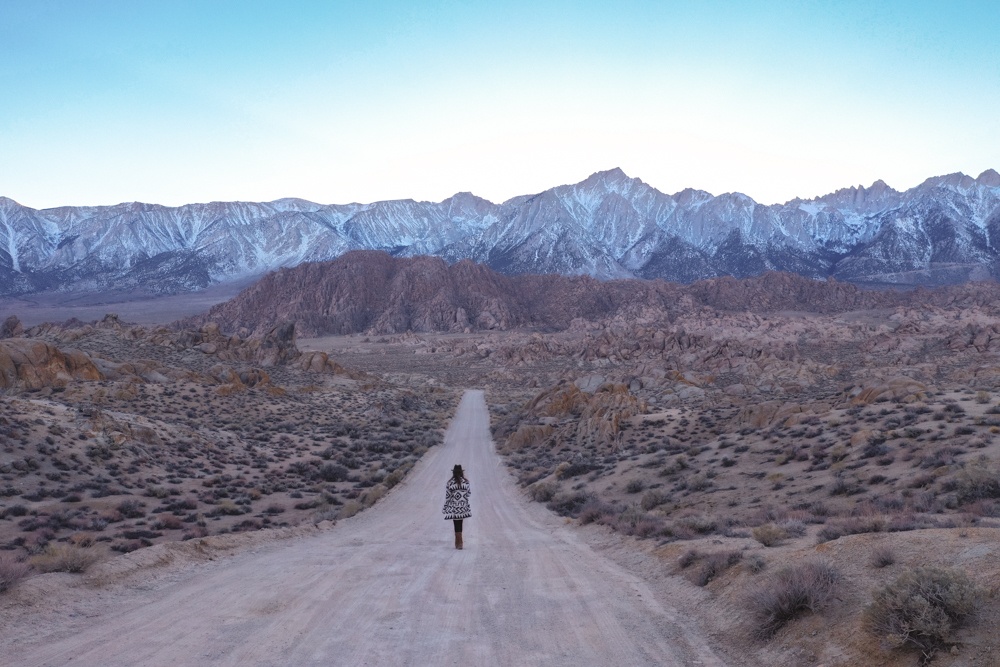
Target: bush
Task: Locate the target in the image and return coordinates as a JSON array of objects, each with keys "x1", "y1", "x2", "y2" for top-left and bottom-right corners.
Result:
[
  {"x1": 640, "y1": 490, "x2": 669, "y2": 511},
  {"x1": 954, "y1": 461, "x2": 1000, "y2": 504},
  {"x1": 30, "y1": 544, "x2": 99, "y2": 574},
  {"x1": 677, "y1": 549, "x2": 700, "y2": 569},
  {"x1": 864, "y1": 566, "x2": 983, "y2": 658},
  {"x1": 557, "y1": 462, "x2": 597, "y2": 479},
  {"x1": 0, "y1": 557, "x2": 31, "y2": 592},
  {"x1": 870, "y1": 545, "x2": 896, "y2": 568},
  {"x1": 578, "y1": 499, "x2": 612, "y2": 525},
  {"x1": 318, "y1": 463, "x2": 349, "y2": 482},
  {"x1": 360, "y1": 484, "x2": 387, "y2": 506},
  {"x1": 746, "y1": 561, "x2": 841, "y2": 639},
  {"x1": 338, "y1": 500, "x2": 362, "y2": 519},
  {"x1": 690, "y1": 550, "x2": 743, "y2": 587},
  {"x1": 752, "y1": 524, "x2": 787, "y2": 547},
  {"x1": 528, "y1": 481, "x2": 558, "y2": 502},
  {"x1": 116, "y1": 499, "x2": 147, "y2": 519},
  {"x1": 547, "y1": 491, "x2": 592, "y2": 518},
  {"x1": 625, "y1": 479, "x2": 645, "y2": 494},
  {"x1": 745, "y1": 553, "x2": 767, "y2": 574}
]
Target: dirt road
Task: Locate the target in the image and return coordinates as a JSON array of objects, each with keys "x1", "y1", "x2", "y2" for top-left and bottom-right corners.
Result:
[{"x1": 9, "y1": 390, "x2": 726, "y2": 666}]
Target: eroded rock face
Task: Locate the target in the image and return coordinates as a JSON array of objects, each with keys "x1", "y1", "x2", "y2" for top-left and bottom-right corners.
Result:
[
  {"x1": 0, "y1": 316, "x2": 362, "y2": 396},
  {"x1": 846, "y1": 377, "x2": 928, "y2": 406},
  {"x1": 1, "y1": 315, "x2": 24, "y2": 338},
  {"x1": 0, "y1": 339, "x2": 101, "y2": 390},
  {"x1": 185, "y1": 251, "x2": 1000, "y2": 338}
]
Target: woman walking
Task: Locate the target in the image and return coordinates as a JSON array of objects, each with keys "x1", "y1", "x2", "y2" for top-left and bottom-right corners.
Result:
[{"x1": 442, "y1": 464, "x2": 471, "y2": 549}]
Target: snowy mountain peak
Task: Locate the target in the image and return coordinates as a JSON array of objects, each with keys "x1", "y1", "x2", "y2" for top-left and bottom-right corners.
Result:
[
  {"x1": 2, "y1": 168, "x2": 1000, "y2": 296},
  {"x1": 977, "y1": 169, "x2": 1000, "y2": 187},
  {"x1": 918, "y1": 172, "x2": 978, "y2": 192}
]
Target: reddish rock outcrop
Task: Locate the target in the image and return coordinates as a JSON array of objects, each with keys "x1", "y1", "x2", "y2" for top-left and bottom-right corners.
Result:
[{"x1": 0, "y1": 339, "x2": 101, "y2": 390}]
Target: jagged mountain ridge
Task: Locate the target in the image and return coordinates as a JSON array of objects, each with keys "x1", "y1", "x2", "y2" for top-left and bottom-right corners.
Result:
[
  {"x1": 189, "y1": 250, "x2": 1000, "y2": 337},
  {"x1": 3, "y1": 168, "x2": 1000, "y2": 296}
]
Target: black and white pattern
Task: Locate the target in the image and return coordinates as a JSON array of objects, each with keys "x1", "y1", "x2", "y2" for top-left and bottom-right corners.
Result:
[{"x1": 442, "y1": 478, "x2": 471, "y2": 520}]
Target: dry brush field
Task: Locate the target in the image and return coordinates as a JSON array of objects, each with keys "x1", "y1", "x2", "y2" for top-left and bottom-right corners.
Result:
[
  {"x1": 309, "y1": 300, "x2": 1000, "y2": 666},
  {"x1": 0, "y1": 315, "x2": 456, "y2": 590},
  {"x1": 4, "y1": 290, "x2": 1000, "y2": 665}
]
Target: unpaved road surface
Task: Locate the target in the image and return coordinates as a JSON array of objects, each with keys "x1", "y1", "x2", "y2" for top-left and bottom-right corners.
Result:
[{"x1": 8, "y1": 390, "x2": 726, "y2": 666}]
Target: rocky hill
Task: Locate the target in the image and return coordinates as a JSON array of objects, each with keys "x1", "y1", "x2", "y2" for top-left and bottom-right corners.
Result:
[
  {"x1": 3, "y1": 168, "x2": 1000, "y2": 297},
  {"x1": 188, "y1": 250, "x2": 1000, "y2": 337}
]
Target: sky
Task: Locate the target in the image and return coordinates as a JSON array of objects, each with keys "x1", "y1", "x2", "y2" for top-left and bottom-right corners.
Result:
[{"x1": 1, "y1": 0, "x2": 998, "y2": 209}]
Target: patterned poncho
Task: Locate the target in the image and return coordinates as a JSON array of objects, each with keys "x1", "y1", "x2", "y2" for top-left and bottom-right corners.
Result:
[{"x1": 442, "y1": 477, "x2": 471, "y2": 520}]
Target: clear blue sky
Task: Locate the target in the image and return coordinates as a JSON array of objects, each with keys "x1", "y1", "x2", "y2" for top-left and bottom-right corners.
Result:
[{"x1": 1, "y1": 0, "x2": 998, "y2": 208}]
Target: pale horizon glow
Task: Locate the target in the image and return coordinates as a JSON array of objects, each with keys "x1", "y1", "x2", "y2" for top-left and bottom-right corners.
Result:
[{"x1": 2, "y1": 1, "x2": 998, "y2": 210}]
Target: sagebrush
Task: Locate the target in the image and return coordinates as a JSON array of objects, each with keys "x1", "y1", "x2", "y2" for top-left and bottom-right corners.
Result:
[
  {"x1": 745, "y1": 560, "x2": 841, "y2": 639},
  {"x1": 864, "y1": 566, "x2": 983, "y2": 659}
]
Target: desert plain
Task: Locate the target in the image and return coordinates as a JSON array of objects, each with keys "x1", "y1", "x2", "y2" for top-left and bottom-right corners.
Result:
[{"x1": 2, "y1": 268, "x2": 1000, "y2": 666}]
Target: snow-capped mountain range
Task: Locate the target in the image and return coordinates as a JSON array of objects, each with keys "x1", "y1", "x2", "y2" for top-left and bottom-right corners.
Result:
[{"x1": 2, "y1": 167, "x2": 1000, "y2": 296}]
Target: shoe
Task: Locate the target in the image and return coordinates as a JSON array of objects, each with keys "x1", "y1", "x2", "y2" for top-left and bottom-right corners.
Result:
[{"x1": 455, "y1": 532, "x2": 463, "y2": 550}]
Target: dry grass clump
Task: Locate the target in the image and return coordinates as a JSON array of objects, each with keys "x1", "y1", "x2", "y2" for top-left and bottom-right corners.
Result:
[
  {"x1": 337, "y1": 500, "x2": 362, "y2": 519},
  {"x1": 751, "y1": 523, "x2": 787, "y2": 547},
  {"x1": 30, "y1": 544, "x2": 100, "y2": 574},
  {"x1": 0, "y1": 556, "x2": 31, "y2": 592},
  {"x1": 863, "y1": 566, "x2": 984, "y2": 661},
  {"x1": 677, "y1": 549, "x2": 743, "y2": 586},
  {"x1": 870, "y1": 545, "x2": 897, "y2": 568},
  {"x1": 528, "y1": 481, "x2": 558, "y2": 502},
  {"x1": 745, "y1": 560, "x2": 841, "y2": 640}
]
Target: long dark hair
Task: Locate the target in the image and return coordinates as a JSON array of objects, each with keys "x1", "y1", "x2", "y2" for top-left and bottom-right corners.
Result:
[{"x1": 451, "y1": 464, "x2": 466, "y2": 483}]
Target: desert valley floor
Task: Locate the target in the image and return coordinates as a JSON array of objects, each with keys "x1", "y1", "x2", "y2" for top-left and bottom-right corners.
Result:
[{"x1": 3, "y1": 276, "x2": 1000, "y2": 666}]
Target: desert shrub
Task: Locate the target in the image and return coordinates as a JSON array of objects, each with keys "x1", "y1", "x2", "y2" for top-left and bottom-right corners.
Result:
[
  {"x1": 312, "y1": 505, "x2": 340, "y2": 524},
  {"x1": 153, "y1": 514, "x2": 184, "y2": 530},
  {"x1": 870, "y1": 545, "x2": 896, "y2": 568},
  {"x1": 954, "y1": 460, "x2": 1000, "y2": 504},
  {"x1": 2, "y1": 504, "x2": 28, "y2": 518},
  {"x1": 360, "y1": 484, "x2": 387, "y2": 506},
  {"x1": 384, "y1": 464, "x2": 410, "y2": 488},
  {"x1": 829, "y1": 476, "x2": 863, "y2": 496},
  {"x1": 163, "y1": 497, "x2": 197, "y2": 513},
  {"x1": 779, "y1": 519, "x2": 808, "y2": 537},
  {"x1": 30, "y1": 544, "x2": 99, "y2": 574},
  {"x1": 975, "y1": 391, "x2": 990, "y2": 404},
  {"x1": 673, "y1": 513, "x2": 718, "y2": 537},
  {"x1": 752, "y1": 524, "x2": 787, "y2": 547},
  {"x1": 864, "y1": 567, "x2": 983, "y2": 658},
  {"x1": 0, "y1": 557, "x2": 31, "y2": 593},
  {"x1": 816, "y1": 515, "x2": 887, "y2": 543},
  {"x1": 690, "y1": 550, "x2": 743, "y2": 586},
  {"x1": 609, "y1": 505, "x2": 648, "y2": 534},
  {"x1": 317, "y1": 463, "x2": 349, "y2": 482},
  {"x1": 686, "y1": 473, "x2": 712, "y2": 491},
  {"x1": 293, "y1": 499, "x2": 321, "y2": 510},
  {"x1": 677, "y1": 549, "x2": 700, "y2": 569},
  {"x1": 116, "y1": 499, "x2": 147, "y2": 519},
  {"x1": 745, "y1": 553, "x2": 767, "y2": 573},
  {"x1": 745, "y1": 561, "x2": 841, "y2": 640},
  {"x1": 528, "y1": 481, "x2": 558, "y2": 502},
  {"x1": 578, "y1": 499, "x2": 612, "y2": 524},
  {"x1": 625, "y1": 479, "x2": 645, "y2": 494},
  {"x1": 338, "y1": 500, "x2": 362, "y2": 519},
  {"x1": 214, "y1": 500, "x2": 244, "y2": 516},
  {"x1": 547, "y1": 491, "x2": 592, "y2": 517},
  {"x1": 640, "y1": 490, "x2": 669, "y2": 511},
  {"x1": 557, "y1": 462, "x2": 597, "y2": 479}
]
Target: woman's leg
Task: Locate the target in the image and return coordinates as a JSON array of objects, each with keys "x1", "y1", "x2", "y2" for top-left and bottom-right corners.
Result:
[
  {"x1": 453, "y1": 519, "x2": 463, "y2": 533},
  {"x1": 453, "y1": 519, "x2": 463, "y2": 549}
]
